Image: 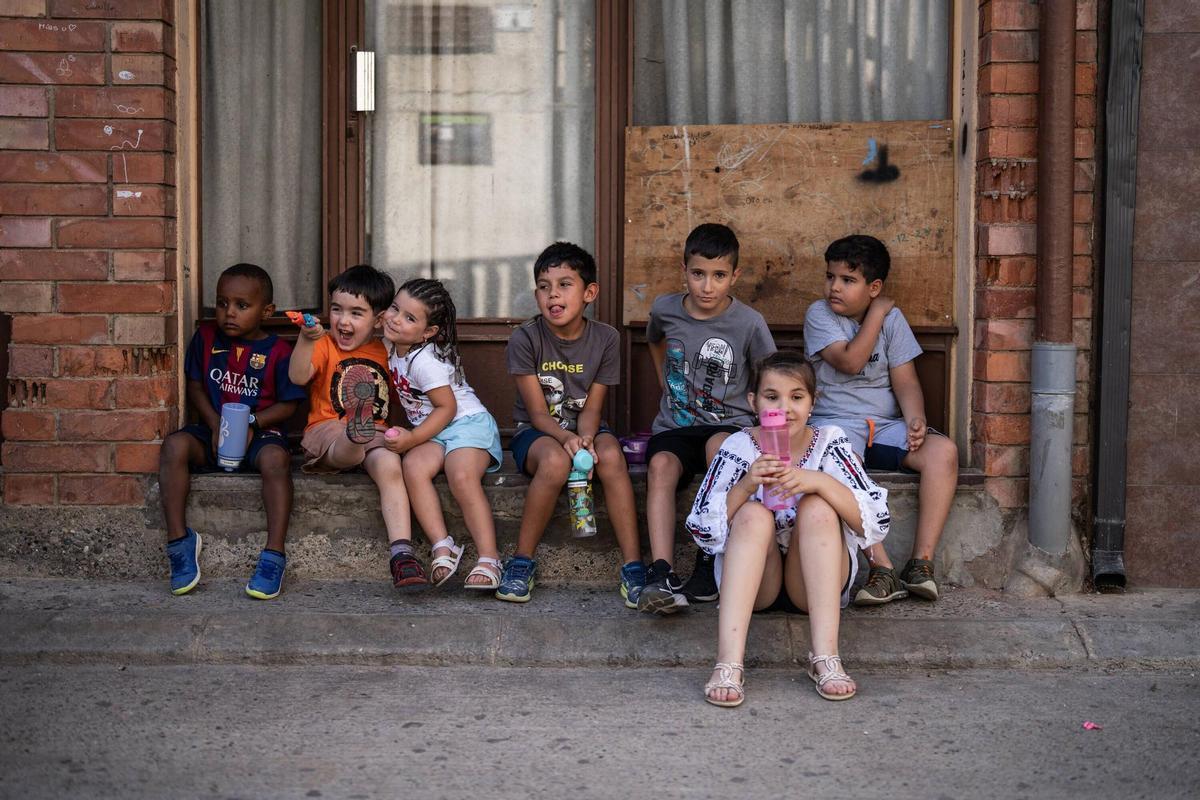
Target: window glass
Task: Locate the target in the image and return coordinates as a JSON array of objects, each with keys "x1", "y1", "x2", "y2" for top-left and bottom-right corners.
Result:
[
  {"x1": 633, "y1": 0, "x2": 949, "y2": 125},
  {"x1": 200, "y1": 0, "x2": 323, "y2": 312},
  {"x1": 365, "y1": 0, "x2": 595, "y2": 319}
]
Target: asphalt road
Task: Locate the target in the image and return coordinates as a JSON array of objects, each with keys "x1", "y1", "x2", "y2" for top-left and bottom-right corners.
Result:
[{"x1": 1, "y1": 665, "x2": 1197, "y2": 800}]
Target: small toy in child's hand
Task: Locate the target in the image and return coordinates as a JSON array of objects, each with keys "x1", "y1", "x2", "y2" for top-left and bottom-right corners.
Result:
[
  {"x1": 285, "y1": 311, "x2": 318, "y2": 328},
  {"x1": 384, "y1": 427, "x2": 401, "y2": 441}
]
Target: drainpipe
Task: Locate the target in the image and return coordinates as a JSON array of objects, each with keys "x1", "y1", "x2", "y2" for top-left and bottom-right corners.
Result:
[
  {"x1": 1028, "y1": 0, "x2": 1077, "y2": 554},
  {"x1": 1092, "y1": 0, "x2": 1143, "y2": 590}
]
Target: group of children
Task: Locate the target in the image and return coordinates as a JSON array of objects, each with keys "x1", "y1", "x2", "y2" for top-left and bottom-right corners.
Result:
[{"x1": 159, "y1": 224, "x2": 958, "y2": 706}]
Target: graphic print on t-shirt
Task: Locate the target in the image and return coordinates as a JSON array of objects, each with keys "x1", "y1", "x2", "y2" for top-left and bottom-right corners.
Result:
[
  {"x1": 329, "y1": 357, "x2": 389, "y2": 422},
  {"x1": 392, "y1": 370, "x2": 428, "y2": 424},
  {"x1": 665, "y1": 338, "x2": 694, "y2": 426},
  {"x1": 692, "y1": 336, "x2": 737, "y2": 422},
  {"x1": 538, "y1": 373, "x2": 586, "y2": 429}
]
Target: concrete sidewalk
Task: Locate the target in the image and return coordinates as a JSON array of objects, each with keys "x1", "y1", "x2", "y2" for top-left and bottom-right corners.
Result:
[{"x1": 1, "y1": 577, "x2": 1197, "y2": 671}]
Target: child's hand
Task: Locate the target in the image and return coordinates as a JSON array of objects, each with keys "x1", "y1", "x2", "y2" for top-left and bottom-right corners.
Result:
[
  {"x1": 870, "y1": 295, "x2": 895, "y2": 317},
  {"x1": 210, "y1": 429, "x2": 220, "y2": 457},
  {"x1": 578, "y1": 435, "x2": 599, "y2": 466},
  {"x1": 383, "y1": 427, "x2": 414, "y2": 454},
  {"x1": 741, "y1": 454, "x2": 788, "y2": 491},
  {"x1": 906, "y1": 417, "x2": 927, "y2": 451},
  {"x1": 299, "y1": 320, "x2": 326, "y2": 340},
  {"x1": 769, "y1": 466, "x2": 827, "y2": 503},
  {"x1": 563, "y1": 435, "x2": 586, "y2": 460}
]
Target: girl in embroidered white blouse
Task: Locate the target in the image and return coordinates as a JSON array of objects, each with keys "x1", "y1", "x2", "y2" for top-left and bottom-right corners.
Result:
[{"x1": 685, "y1": 350, "x2": 891, "y2": 706}]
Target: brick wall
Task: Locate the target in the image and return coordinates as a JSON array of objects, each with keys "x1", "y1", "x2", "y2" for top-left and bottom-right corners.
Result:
[
  {"x1": 973, "y1": 0, "x2": 1099, "y2": 515},
  {"x1": 0, "y1": 0, "x2": 177, "y2": 507}
]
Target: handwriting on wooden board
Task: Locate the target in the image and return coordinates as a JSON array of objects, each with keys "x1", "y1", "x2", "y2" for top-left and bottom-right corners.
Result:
[{"x1": 623, "y1": 121, "x2": 955, "y2": 327}]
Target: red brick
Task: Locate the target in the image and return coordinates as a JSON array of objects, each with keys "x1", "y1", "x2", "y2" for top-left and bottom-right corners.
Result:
[
  {"x1": 1072, "y1": 288, "x2": 1092, "y2": 319},
  {"x1": 0, "y1": 86, "x2": 48, "y2": 117},
  {"x1": 115, "y1": 442, "x2": 160, "y2": 472},
  {"x1": 973, "y1": 381, "x2": 1030, "y2": 414},
  {"x1": 976, "y1": 318, "x2": 1034, "y2": 351},
  {"x1": 982, "y1": 0, "x2": 1040, "y2": 31},
  {"x1": 1076, "y1": 31, "x2": 1097, "y2": 62},
  {"x1": 114, "y1": 375, "x2": 175, "y2": 408},
  {"x1": 55, "y1": 86, "x2": 168, "y2": 119},
  {"x1": 53, "y1": 118, "x2": 170, "y2": 151},
  {"x1": 978, "y1": 195, "x2": 1036, "y2": 224},
  {"x1": 1076, "y1": 63, "x2": 1096, "y2": 95},
  {"x1": 976, "y1": 413, "x2": 1030, "y2": 445},
  {"x1": 1077, "y1": 0, "x2": 1097, "y2": 30},
  {"x1": 977, "y1": 256, "x2": 1037, "y2": 287},
  {"x1": 1074, "y1": 160, "x2": 1096, "y2": 192},
  {"x1": 0, "y1": 216, "x2": 51, "y2": 247},
  {"x1": 7, "y1": 345, "x2": 55, "y2": 377},
  {"x1": 1073, "y1": 223, "x2": 1093, "y2": 256},
  {"x1": 113, "y1": 250, "x2": 167, "y2": 280},
  {"x1": 1073, "y1": 256, "x2": 1093, "y2": 288},
  {"x1": 981, "y1": 30, "x2": 1038, "y2": 64},
  {"x1": 113, "y1": 184, "x2": 169, "y2": 216},
  {"x1": 0, "y1": 118, "x2": 47, "y2": 149},
  {"x1": 59, "y1": 474, "x2": 144, "y2": 505},
  {"x1": 983, "y1": 476, "x2": 1029, "y2": 508},
  {"x1": 1, "y1": 442, "x2": 109, "y2": 473},
  {"x1": 1075, "y1": 95, "x2": 1096, "y2": 128},
  {"x1": 3, "y1": 1, "x2": 48, "y2": 18},
  {"x1": 0, "y1": 152, "x2": 106, "y2": 183},
  {"x1": 58, "y1": 282, "x2": 172, "y2": 313},
  {"x1": 60, "y1": 409, "x2": 169, "y2": 441},
  {"x1": 3, "y1": 474, "x2": 56, "y2": 505},
  {"x1": 41, "y1": 377, "x2": 114, "y2": 408},
  {"x1": 11, "y1": 314, "x2": 107, "y2": 345},
  {"x1": 49, "y1": 0, "x2": 167, "y2": 20},
  {"x1": 1073, "y1": 193, "x2": 1093, "y2": 224},
  {"x1": 0, "y1": 19, "x2": 106, "y2": 51},
  {"x1": 1073, "y1": 445, "x2": 1090, "y2": 477},
  {"x1": 1073, "y1": 318, "x2": 1093, "y2": 350},
  {"x1": 0, "y1": 183, "x2": 106, "y2": 215},
  {"x1": 111, "y1": 53, "x2": 165, "y2": 86},
  {"x1": 111, "y1": 20, "x2": 163, "y2": 51},
  {"x1": 56, "y1": 217, "x2": 167, "y2": 248},
  {"x1": 1, "y1": 410, "x2": 56, "y2": 441},
  {"x1": 0, "y1": 52, "x2": 105, "y2": 85},
  {"x1": 58, "y1": 346, "x2": 137, "y2": 377},
  {"x1": 113, "y1": 314, "x2": 174, "y2": 345},
  {"x1": 978, "y1": 127, "x2": 1038, "y2": 159},
  {"x1": 978, "y1": 443, "x2": 1029, "y2": 477},
  {"x1": 974, "y1": 350, "x2": 1031, "y2": 382},
  {"x1": 0, "y1": 249, "x2": 107, "y2": 279},
  {"x1": 116, "y1": 152, "x2": 168, "y2": 183},
  {"x1": 979, "y1": 95, "x2": 1037, "y2": 128},
  {"x1": 976, "y1": 287, "x2": 1036, "y2": 319},
  {"x1": 979, "y1": 63, "x2": 1039, "y2": 95},
  {"x1": 0, "y1": 281, "x2": 53, "y2": 312},
  {"x1": 978, "y1": 224, "x2": 1036, "y2": 256}
]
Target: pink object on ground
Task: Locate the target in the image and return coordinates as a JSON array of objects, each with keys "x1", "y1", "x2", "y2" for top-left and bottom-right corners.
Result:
[{"x1": 1082, "y1": 721, "x2": 1103, "y2": 730}]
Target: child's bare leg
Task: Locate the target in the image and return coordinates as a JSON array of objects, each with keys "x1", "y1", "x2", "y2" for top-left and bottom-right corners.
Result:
[
  {"x1": 784, "y1": 494, "x2": 854, "y2": 697},
  {"x1": 401, "y1": 441, "x2": 457, "y2": 579},
  {"x1": 595, "y1": 434, "x2": 641, "y2": 564},
  {"x1": 323, "y1": 435, "x2": 367, "y2": 470},
  {"x1": 363, "y1": 448, "x2": 411, "y2": 544},
  {"x1": 708, "y1": 502, "x2": 780, "y2": 704},
  {"x1": 901, "y1": 436, "x2": 959, "y2": 561},
  {"x1": 256, "y1": 444, "x2": 293, "y2": 553},
  {"x1": 159, "y1": 431, "x2": 207, "y2": 540},
  {"x1": 704, "y1": 431, "x2": 732, "y2": 463},
  {"x1": 516, "y1": 437, "x2": 570, "y2": 557},
  {"x1": 646, "y1": 451, "x2": 683, "y2": 564},
  {"x1": 443, "y1": 447, "x2": 501, "y2": 586},
  {"x1": 865, "y1": 541, "x2": 894, "y2": 569}
]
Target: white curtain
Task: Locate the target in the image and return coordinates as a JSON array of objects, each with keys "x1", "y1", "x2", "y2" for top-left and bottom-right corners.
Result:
[
  {"x1": 201, "y1": 0, "x2": 322, "y2": 310},
  {"x1": 633, "y1": 0, "x2": 949, "y2": 125}
]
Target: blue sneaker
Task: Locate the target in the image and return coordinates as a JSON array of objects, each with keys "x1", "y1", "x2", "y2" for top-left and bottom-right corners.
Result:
[
  {"x1": 620, "y1": 560, "x2": 647, "y2": 609},
  {"x1": 245, "y1": 549, "x2": 286, "y2": 600},
  {"x1": 495, "y1": 555, "x2": 537, "y2": 603},
  {"x1": 167, "y1": 528, "x2": 202, "y2": 596}
]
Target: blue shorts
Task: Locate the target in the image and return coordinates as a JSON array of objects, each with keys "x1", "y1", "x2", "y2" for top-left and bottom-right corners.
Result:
[
  {"x1": 178, "y1": 423, "x2": 289, "y2": 473},
  {"x1": 432, "y1": 412, "x2": 503, "y2": 473},
  {"x1": 510, "y1": 425, "x2": 614, "y2": 477}
]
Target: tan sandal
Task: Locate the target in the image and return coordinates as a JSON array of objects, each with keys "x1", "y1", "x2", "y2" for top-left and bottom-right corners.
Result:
[
  {"x1": 807, "y1": 652, "x2": 856, "y2": 701},
  {"x1": 429, "y1": 536, "x2": 464, "y2": 587},
  {"x1": 704, "y1": 662, "x2": 745, "y2": 707},
  {"x1": 463, "y1": 556, "x2": 502, "y2": 591}
]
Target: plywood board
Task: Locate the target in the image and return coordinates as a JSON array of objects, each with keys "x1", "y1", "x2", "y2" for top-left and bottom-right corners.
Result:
[{"x1": 623, "y1": 121, "x2": 955, "y2": 327}]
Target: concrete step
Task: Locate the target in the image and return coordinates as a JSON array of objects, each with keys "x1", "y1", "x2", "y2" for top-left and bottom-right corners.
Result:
[
  {"x1": 0, "y1": 461, "x2": 1009, "y2": 588},
  {"x1": 2, "y1": 578, "x2": 1198, "y2": 671}
]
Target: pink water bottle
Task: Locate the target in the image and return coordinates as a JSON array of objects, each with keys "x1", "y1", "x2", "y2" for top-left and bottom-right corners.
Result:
[{"x1": 759, "y1": 408, "x2": 793, "y2": 511}]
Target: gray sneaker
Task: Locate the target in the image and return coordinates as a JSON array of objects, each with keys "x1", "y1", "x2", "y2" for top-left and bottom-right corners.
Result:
[
  {"x1": 900, "y1": 558, "x2": 939, "y2": 601},
  {"x1": 853, "y1": 566, "x2": 909, "y2": 606}
]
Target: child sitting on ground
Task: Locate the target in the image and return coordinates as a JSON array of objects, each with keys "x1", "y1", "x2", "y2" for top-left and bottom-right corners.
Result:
[
  {"x1": 687, "y1": 351, "x2": 890, "y2": 706},
  {"x1": 804, "y1": 234, "x2": 959, "y2": 605},
  {"x1": 159, "y1": 263, "x2": 305, "y2": 599},
  {"x1": 381, "y1": 278, "x2": 504, "y2": 591},
  {"x1": 288, "y1": 265, "x2": 420, "y2": 589},
  {"x1": 501, "y1": 241, "x2": 647, "y2": 605}
]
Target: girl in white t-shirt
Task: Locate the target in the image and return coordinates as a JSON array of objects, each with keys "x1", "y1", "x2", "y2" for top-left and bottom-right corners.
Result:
[
  {"x1": 686, "y1": 350, "x2": 891, "y2": 706},
  {"x1": 382, "y1": 278, "x2": 504, "y2": 591}
]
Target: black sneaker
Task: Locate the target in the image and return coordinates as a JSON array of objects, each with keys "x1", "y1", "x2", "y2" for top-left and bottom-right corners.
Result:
[
  {"x1": 853, "y1": 565, "x2": 909, "y2": 606},
  {"x1": 637, "y1": 559, "x2": 689, "y2": 615},
  {"x1": 900, "y1": 558, "x2": 939, "y2": 601},
  {"x1": 681, "y1": 546, "x2": 719, "y2": 602}
]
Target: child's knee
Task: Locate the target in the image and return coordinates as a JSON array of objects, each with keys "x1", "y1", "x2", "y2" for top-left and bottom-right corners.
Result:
[
  {"x1": 533, "y1": 448, "x2": 571, "y2": 483},
  {"x1": 257, "y1": 446, "x2": 291, "y2": 479},
  {"x1": 648, "y1": 451, "x2": 682, "y2": 480},
  {"x1": 921, "y1": 437, "x2": 959, "y2": 477},
  {"x1": 444, "y1": 461, "x2": 480, "y2": 491},
  {"x1": 732, "y1": 501, "x2": 774, "y2": 531},
  {"x1": 795, "y1": 493, "x2": 837, "y2": 527},
  {"x1": 159, "y1": 431, "x2": 195, "y2": 466},
  {"x1": 594, "y1": 438, "x2": 626, "y2": 476}
]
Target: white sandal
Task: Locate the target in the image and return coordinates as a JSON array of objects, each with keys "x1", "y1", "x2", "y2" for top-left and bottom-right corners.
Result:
[
  {"x1": 429, "y1": 536, "x2": 464, "y2": 587},
  {"x1": 807, "y1": 652, "x2": 856, "y2": 701},
  {"x1": 704, "y1": 662, "x2": 745, "y2": 707},
  {"x1": 463, "y1": 556, "x2": 502, "y2": 591}
]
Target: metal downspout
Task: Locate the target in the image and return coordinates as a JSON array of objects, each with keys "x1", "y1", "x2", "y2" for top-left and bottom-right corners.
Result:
[
  {"x1": 1092, "y1": 0, "x2": 1144, "y2": 590},
  {"x1": 1029, "y1": 0, "x2": 1078, "y2": 554}
]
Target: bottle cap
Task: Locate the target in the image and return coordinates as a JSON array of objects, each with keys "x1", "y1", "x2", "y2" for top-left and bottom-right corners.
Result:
[
  {"x1": 761, "y1": 408, "x2": 787, "y2": 426},
  {"x1": 572, "y1": 449, "x2": 594, "y2": 471}
]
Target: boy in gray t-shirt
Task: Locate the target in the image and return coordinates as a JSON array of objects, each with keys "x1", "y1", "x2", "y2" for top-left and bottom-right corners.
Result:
[
  {"x1": 804, "y1": 235, "x2": 959, "y2": 606},
  {"x1": 641, "y1": 224, "x2": 776, "y2": 615}
]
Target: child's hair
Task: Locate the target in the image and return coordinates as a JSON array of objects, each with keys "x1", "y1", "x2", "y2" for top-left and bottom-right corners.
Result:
[
  {"x1": 684, "y1": 223, "x2": 739, "y2": 269},
  {"x1": 219, "y1": 263, "x2": 273, "y2": 304},
  {"x1": 396, "y1": 277, "x2": 462, "y2": 380},
  {"x1": 533, "y1": 241, "x2": 597, "y2": 285},
  {"x1": 749, "y1": 350, "x2": 817, "y2": 396},
  {"x1": 824, "y1": 234, "x2": 891, "y2": 283},
  {"x1": 328, "y1": 264, "x2": 396, "y2": 314}
]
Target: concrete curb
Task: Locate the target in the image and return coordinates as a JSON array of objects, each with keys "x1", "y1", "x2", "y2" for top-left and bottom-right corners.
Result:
[{"x1": 2, "y1": 579, "x2": 1198, "y2": 671}]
